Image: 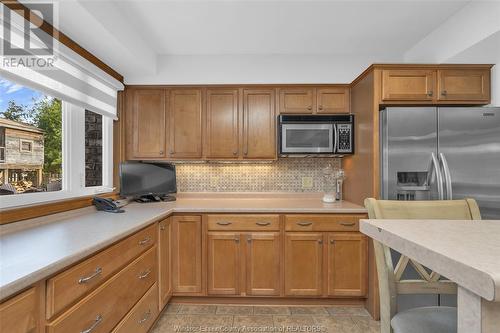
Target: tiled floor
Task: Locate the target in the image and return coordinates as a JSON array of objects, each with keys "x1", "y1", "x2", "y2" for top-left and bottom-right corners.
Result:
[{"x1": 150, "y1": 304, "x2": 380, "y2": 333}]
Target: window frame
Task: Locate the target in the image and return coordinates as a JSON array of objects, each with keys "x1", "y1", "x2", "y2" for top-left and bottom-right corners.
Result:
[
  {"x1": 0, "y1": 101, "x2": 114, "y2": 209},
  {"x1": 19, "y1": 139, "x2": 33, "y2": 152}
]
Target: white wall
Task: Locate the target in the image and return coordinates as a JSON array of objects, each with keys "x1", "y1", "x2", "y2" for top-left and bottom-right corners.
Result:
[{"x1": 124, "y1": 54, "x2": 400, "y2": 85}]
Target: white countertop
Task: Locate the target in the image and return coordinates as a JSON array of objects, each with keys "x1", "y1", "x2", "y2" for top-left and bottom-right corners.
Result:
[
  {"x1": 0, "y1": 193, "x2": 366, "y2": 300},
  {"x1": 360, "y1": 219, "x2": 500, "y2": 302}
]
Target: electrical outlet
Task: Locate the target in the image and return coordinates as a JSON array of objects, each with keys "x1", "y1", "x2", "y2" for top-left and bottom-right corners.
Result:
[
  {"x1": 302, "y1": 177, "x2": 313, "y2": 189},
  {"x1": 210, "y1": 176, "x2": 219, "y2": 187}
]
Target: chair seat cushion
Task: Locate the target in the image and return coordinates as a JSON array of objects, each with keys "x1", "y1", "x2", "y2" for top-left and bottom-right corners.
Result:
[{"x1": 391, "y1": 306, "x2": 457, "y2": 333}]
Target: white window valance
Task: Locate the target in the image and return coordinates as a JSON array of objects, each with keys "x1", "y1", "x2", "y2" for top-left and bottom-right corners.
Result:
[{"x1": 0, "y1": 5, "x2": 124, "y2": 119}]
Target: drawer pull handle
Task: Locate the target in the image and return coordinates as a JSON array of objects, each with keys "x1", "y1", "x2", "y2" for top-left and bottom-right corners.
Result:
[
  {"x1": 78, "y1": 267, "x2": 102, "y2": 284},
  {"x1": 297, "y1": 222, "x2": 312, "y2": 226},
  {"x1": 160, "y1": 225, "x2": 166, "y2": 231},
  {"x1": 138, "y1": 237, "x2": 152, "y2": 246},
  {"x1": 217, "y1": 221, "x2": 232, "y2": 226},
  {"x1": 138, "y1": 269, "x2": 152, "y2": 279},
  {"x1": 256, "y1": 222, "x2": 271, "y2": 226},
  {"x1": 340, "y1": 222, "x2": 355, "y2": 227},
  {"x1": 81, "y1": 314, "x2": 103, "y2": 333},
  {"x1": 138, "y1": 310, "x2": 152, "y2": 324}
]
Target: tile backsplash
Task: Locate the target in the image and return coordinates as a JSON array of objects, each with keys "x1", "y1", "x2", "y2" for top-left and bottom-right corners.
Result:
[{"x1": 176, "y1": 158, "x2": 341, "y2": 192}]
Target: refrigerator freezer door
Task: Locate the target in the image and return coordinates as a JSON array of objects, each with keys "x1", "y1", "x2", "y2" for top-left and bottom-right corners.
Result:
[
  {"x1": 439, "y1": 107, "x2": 500, "y2": 219},
  {"x1": 381, "y1": 107, "x2": 440, "y2": 200}
]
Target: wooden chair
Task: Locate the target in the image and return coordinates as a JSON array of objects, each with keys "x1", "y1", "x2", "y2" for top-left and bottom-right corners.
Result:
[{"x1": 364, "y1": 198, "x2": 481, "y2": 333}]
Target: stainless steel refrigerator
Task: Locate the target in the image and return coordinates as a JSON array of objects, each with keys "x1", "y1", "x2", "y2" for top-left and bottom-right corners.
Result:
[{"x1": 380, "y1": 106, "x2": 500, "y2": 310}]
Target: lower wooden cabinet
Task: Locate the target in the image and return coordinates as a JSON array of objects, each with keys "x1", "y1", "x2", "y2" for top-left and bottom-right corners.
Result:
[
  {"x1": 207, "y1": 232, "x2": 241, "y2": 295},
  {"x1": 327, "y1": 233, "x2": 368, "y2": 297},
  {"x1": 284, "y1": 233, "x2": 324, "y2": 296},
  {"x1": 246, "y1": 232, "x2": 281, "y2": 296},
  {"x1": 0, "y1": 286, "x2": 42, "y2": 333},
  {"x1": 158, "y1": 218, "x2": 172, "y2": 310},
  {"x1": 172, "y1": 216, "x2": 203, "y2": 294}
]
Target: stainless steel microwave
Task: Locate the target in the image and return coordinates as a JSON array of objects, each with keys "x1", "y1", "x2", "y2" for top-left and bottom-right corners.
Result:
[{"x1": 278, "y1": 115, "x2": 354, "y2": 156}]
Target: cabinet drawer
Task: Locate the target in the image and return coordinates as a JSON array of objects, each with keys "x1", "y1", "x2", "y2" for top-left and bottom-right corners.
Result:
[
  {"x1": 47, "y1": 247, "x2": 157, "y2": 333},
  {"x1": 0, "y1": 287, "x2": 39, "y2": 333},
  {"x1": 284, "y1": 215, "x2": 362, "y2": 232},
  {"x1": 207, "y1": 215, "x2": 280, "y2": 231},
  {"x1": 46, "y1": 224, "x2": 157, "y2": 318},
  {"x1": 112, "y1": 283, "x2": 159, "y2": 333}
]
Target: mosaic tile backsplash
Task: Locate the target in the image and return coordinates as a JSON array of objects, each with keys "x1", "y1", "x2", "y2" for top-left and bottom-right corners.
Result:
[{"x1": 176, "y1": 158, "x2": 341, "y2": 192}]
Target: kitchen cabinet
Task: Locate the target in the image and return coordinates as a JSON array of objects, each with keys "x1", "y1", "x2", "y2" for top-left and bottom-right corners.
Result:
[
  {"x1": 284, "y1": 233, "x2": 323, "y2": 296},
  {"x1": 205, "y1": 89, "x2": 240, "y2": 159},
  {"x1": 246, "y1": 232, "x2": 281, "y2": 296},
  {"x1": 327, "y1": 233, "x2": 367, "y2": 297},
  {"x1": 316, "y1": 87, "x2": 350, "y2": 114},
  {"x1": 0, "y1": 286, "x2": 41, "y2": 333},
  {"x1": 129, "y1": 89, "x2": 167, "y2": 159},
  {"x1": 242, "y1": 89, "x2": 277, "y2": 160},
  {"x1": 172, "y1": 216, "x2": 203, "y2": 294},
  {"x1": 381, "y1": 69, "x2": 436, "y2": 102},
  {"x1": 279, "y1": 88, "x2": 315, "y2": 114},
  {"x1": 207, "y1": 232, "x2": 241, "y2": 295},
  {"x1": 158, "y1": 218, "x2": 172, "y2": 310},
  {"x1": 168, "y1": 89, "x2": 203, "y2": 159},
  {"x1": 437, "y1": 69, "x2": 490, "y2": 101}
]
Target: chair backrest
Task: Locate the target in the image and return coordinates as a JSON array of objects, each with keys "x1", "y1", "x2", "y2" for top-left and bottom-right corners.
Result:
[{"x1": 364, "y1": 198, "x2": 481, "y2": 333}]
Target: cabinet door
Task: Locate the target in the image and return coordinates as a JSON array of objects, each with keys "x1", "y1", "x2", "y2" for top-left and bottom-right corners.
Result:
[
  {"x1": 246, "y1": 232, "x2": 281, "y2": 296},
  {"x1": 316, "y1": 87, "x2": 350, "y2": 114},
  {"x1": 242, "y1": 89, "x2": 276, "y2": 160},
  {"x1": 381, "y1": 70, "x2": 436, "y2": 101},
  {"x1": 168, "y1": 89, "x2": 203, "y2": 159},
  {"x1": 0, "y1": 287, "x2": 40, "y2": 333},
  {"x1": 205, "y1": 89, "x2": 239, "y2": 159},
  {"x1": 279, "y1": 88, "x2": 315, "y2": 114},
  {"x1": 327, "y1": 233, "x2": 367, "y2": 297},
  {"x1": 158, "y1": 218, "x2": 172, "y2": 310},
  {"x1": 437, "y1": 69, "x2": 490, "y2": 102},
  {"x1": 284, "y1": 233, "x2": 323, "y2": 296},
  {"x1": 207, "y1": 232, "x2": 241, "y2": 295},
  {"x1": 172, "y1": 216, "x2": 202, "y2": 294},
  {"x1": 131, "y1": 89, "x2": 167, "y2": 158}
]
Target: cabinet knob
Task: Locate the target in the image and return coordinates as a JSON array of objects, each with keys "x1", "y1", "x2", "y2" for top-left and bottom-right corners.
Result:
[
  {"x1": 169, "y1": 149, "x2": 174, "y2": 155},
  {"x1": 307, "y1": 106, "x2": 313, "y2": 111},
  {"x1": 159, "y1": 150, "x2": 164, "y2": 155},
  {"x1": 247, "y1": 236, "x2": 252, "y2": 243},
  {"x1": 441, "y1": 90, "x2": 447, "y2": 96},
  {"x1": 318, "y1": 239, "x2": 323, "y2": 245},
  {"x1": 318, "y1": 105, "x2": 323, "y2": 110},
  {"x1": 234, "y1": 237, "x2": 240, "y2": 243},
  {"x1": 427, "y1": 91, "x2": 433, "y2": 97},
  {"x1": 233, "y1": 150, "x2": 238, "y2": 155},
  {"x1": 330, "y1": 239, "x2": 335, "y2": 244}
]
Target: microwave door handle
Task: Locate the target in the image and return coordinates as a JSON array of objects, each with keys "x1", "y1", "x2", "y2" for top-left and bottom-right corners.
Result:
[
  {"x1": 427, "y1": 153, "x2": 444, "y2": 200},
  {"x1": 333, "y1": 124, "x2": 338, "y2": 153},
  {"x1": 439, "y1": 153, "x2": 453, "y2": 200}
]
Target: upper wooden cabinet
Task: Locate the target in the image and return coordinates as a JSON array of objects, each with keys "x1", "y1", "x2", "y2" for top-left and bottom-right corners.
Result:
[
  {"x1": 437, "y1": 68, "x2": 490, "y2": 101},
  {"x1": 129, "y1": 89, "x2": 167, "y2": 159},
  {"x1": 316, "y1": 88, "x2": 350, "y2": 114},
  {"x1": 380, "y1": 66, "x2": 491, "y2": 104},
  {"x1": 242, "y1": 89, "x2": 277, "y2": 160},
  {"x1": 279, "y1": 88, "x2": 315, "y2": 114},
  {"x1": 205, "y1": 89, "x2": 240, "y2": 159},
  {"x1": 382, "y1": 69, "x2": 436, "y2": 102},
  {"x1": 168, "y1": 89, "x2": 203, "y2": 159}
]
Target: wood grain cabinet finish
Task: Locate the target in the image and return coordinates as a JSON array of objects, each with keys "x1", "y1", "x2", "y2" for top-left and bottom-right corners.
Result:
[
  {"x1": 284, "y1": 214, "x2": 361, "y2": 232},
  {"x1": 111, "y1": 283, "x2": 159, "y2": 333},
  {"x1": 130, "y1": 89, "x2": 167, "y2": 158},
  {"x1": 47, "y1": 247, "x2": 157, "y2": 333},
  {"x1": 172, "y1": 216, "x2": 203, "y2": 294},
  {"x1": 0, "y1": 287, "x2": 41, "y2": 333},
  {"x1": 316, "y1": 88, "x2": 350, "y2": 114},
  {"x1": 242, "y1": 89, "x2": 277, "y2": 160},
  {"x1": 382, "y1": 69, "x2": 436, "y2": 102},
  {"x1": 205, "y1": 89, "x2": 240, "y2": 159},
  {"x1": 437, "y1": 69, "x2": 490, "y2": 101},
  {"x1": 279, "y1": 88, "x2": 315, "y2": 114},
  {"x1": 327, "y1": 233, "x2": 368, "y2": 297},
  {"x1": 158, "y1": 218, "x2": 172, "y2": 310},
  {"x1": 168, "y1": 89, "x2": 203, "y2": 158},
  {"x1": 284, "y1": 233, "x2": 323, "y2": 296},
  {"x1": 246, "y1": 232, "x2": 281, "y2": 296},
  {"x1": 46, "y1": 224, "x2": 156, "y2": 318},
  {"x1": 207, "y1": 214, "x2": 280, "y2": 231},
  {"x1": 207, "y1": 232, "x2": 241, "y2": 295}
]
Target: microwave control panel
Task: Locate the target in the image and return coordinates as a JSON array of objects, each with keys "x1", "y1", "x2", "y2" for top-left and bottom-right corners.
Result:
[{"x1": 336, "y1": 124, "x2": 353, "y2": 153}]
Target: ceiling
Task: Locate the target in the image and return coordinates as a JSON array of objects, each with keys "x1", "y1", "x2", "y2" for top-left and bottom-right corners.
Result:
[{"x1": 22, "y1": 0, "x2": 473, "y2": 82}]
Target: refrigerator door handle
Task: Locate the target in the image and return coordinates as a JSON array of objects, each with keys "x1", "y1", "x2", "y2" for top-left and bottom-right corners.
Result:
[
  {"x1": 427, "y1": 153, "x2": 444, "y2": 200},
  {"x1": 439, "y1": 153, "x2": 453, "y2": 200}
]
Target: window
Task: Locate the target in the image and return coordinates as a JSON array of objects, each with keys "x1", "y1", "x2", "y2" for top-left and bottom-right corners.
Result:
[
  {"x1": 20, "y1": 139, "x2": 33, "y2": 152},
  {"x1": 0, "y1": 77, "x2": 114, "y2": 208}
]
